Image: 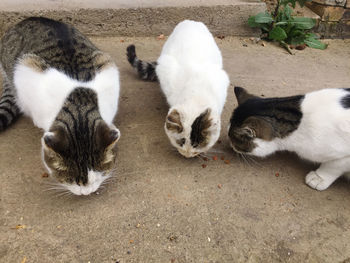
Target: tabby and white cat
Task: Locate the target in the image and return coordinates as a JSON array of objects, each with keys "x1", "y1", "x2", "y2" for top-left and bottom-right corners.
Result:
[
  {"x1": 229, "y1": 87, "x2": 350, "y2": 191},
  {"x1": 127, "y1": 20, "x2": 229, "y2": 158},
  {"x1": 0, "y1": 17, "x2": 120, "y2": 195}
]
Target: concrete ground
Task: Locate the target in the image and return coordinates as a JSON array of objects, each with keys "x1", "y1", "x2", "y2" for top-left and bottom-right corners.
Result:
[{"x1": 1, "y1": 36, "x2": 350, "y2": 263}]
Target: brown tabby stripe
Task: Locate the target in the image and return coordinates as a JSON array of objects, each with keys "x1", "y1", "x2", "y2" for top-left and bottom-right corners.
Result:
[
  {"x1": 126, "y1": 44, "x2": 158, "y2": 81},
  {"x1": 53, "y1": 88, "x2": 102, "y2": 185},
  {"x1": 0, "y1": 79, "x2": 21, "y2": 131},
  {"x1": 231, "y1": 96, "x2": 304, "y2": 138}
]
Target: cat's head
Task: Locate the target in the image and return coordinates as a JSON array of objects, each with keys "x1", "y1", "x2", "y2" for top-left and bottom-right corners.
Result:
[
  {"x1": 41, "y1": 121, "x2": 120, "y2": 195},
  {"x1": 228, "y1": 87, "x2": 276, "y2": 157},
  {"x1": 164, "y1": 106, "x2": 220, "y2": 158}
]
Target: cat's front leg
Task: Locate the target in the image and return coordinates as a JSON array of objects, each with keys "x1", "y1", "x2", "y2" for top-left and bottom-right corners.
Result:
[{"x1": 305, "y1": 156, "x2": 350, "y2": 191}]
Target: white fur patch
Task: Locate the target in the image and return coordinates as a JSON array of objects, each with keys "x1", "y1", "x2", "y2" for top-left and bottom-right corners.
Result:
[
  {"x1": 14, "y1": 63, "x2": 120, "y2": 131},
  {"x1": 63, "y1": 170, "x2": 109, "y2": 196}
]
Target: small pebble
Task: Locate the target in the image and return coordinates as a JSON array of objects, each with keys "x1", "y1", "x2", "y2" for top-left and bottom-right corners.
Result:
[
  {"x1": 218, "y1": 184, "x2": 222, "y2": 189},
  {"x1": 275, "y1": 172, "x2": 280, "y2": 177},
  {"x1": 224, "y1": 160, "x2": 230, "y2": 164}
]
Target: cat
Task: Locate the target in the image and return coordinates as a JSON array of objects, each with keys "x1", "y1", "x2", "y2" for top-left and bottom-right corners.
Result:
[
  {"x1": 228, "y1": 86, "x2": 350, "y2": 191},
  {"x1": 0, "y1": 17, "x2": 120, "y2": 195},
  {"x1": 126, "y1": 20, "x2": 229, "y2": 158}
]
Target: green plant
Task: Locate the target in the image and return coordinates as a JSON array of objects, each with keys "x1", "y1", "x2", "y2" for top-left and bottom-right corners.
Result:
[{"x1": 248, "y1": 0, "x2": 327, "y2": 54}]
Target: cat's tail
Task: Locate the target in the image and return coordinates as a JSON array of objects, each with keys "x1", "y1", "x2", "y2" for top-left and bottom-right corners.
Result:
[
  {"x1": 126, "y1": 45, "x2": 158, "y2": 81},
  {"x1": 0, "y1": 76, "x2": 21, "y2": 131}
]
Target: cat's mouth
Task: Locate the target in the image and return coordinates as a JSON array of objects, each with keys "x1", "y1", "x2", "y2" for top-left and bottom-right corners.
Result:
[{"x1": 177, "y1": 148, "x2": 201, "y2": 158}]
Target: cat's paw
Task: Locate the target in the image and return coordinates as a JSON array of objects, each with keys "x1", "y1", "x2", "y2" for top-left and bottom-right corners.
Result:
[{"x1": 305, "y1": 171, "x2": 331, "y2": 191}]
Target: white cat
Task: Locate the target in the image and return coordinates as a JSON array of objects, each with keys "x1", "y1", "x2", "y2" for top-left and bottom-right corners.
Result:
[
  {"x1": 229, "y1": 87, "x2": 350, "y2": 191},
  {"x1": 127, "y1": 20, "x2": 229, "y2": 158}
]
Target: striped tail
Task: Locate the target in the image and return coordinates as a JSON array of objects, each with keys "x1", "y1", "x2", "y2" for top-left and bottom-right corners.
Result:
[
  {"x1": 126, "y1": 44, "x2": 158, "y2": 81},
  {"x1": 0, "y1": 78, "x2": 21, "y2": 131}
]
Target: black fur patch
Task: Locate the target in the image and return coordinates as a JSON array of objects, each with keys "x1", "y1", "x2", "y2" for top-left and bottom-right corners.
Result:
[
  {"x1": 190, "y1": 109, "x2": 211, "y2": 148},
  {"x1": 126, "y1": 44, "x2": 136, "y2": 65},
  {"x1": 341, "y1": 88, "x2": 350, "y2": 108},
  {"x1": 230, "y1": 95, "x2": 304, "y2": 138}
]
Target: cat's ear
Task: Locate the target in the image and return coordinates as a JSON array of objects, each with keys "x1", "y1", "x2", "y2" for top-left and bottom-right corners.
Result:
[
  {"x1": 42, "y1": 127, "x2": 69, "y2": 171},
  {"x1": 165, "y1": 108, "x2": 183, "y2": 133},
  {"x1": 191, "y1": 108, "x2": 213, "y2": 147},
  {"x1": 235, "y1": 126, "x2": 256, "y2": 139},
  {"x1": 234, "y1": 86, "x2": 257, "y2": 105},
  {"x1": 195, "y1": 108, "x2": 212, "y2": 134},
  {"x1": 241, "y1": 116, "x2": 274, "y2": 141},
  {"x1": 43, "y1": 126, "x2": 69, "y2": 154},
  {"x1": 96, "y1": 122, "x2": 120, "y2": 150},
  {"x1": 96, "y1": 122, "x2": 120, "y2": 165}
]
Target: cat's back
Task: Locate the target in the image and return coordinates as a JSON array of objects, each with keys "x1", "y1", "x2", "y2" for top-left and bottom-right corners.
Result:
[
  {"x1": 159, "y1": 20, "x2": 222, "y2": 66},
  {"x1": 290, "y1": 88, "x2": 350, "y2": 161},
  {"x1": 2, "y1": 18, "x2": 119, "y2": 131},
  {"x1": 302, "y1": 88, "x2": 350, "y2": 118},
  {"x1": 1, "y1": 17, "x2": 98, "y2": 81}
]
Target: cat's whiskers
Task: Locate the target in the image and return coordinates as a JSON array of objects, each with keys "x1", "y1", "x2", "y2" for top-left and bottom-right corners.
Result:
[
  {"x1": 237, "y1": 152, "x2": 249, "y2": 166},
  {"x1": 199, "y1": 153, "x2": 211, "y2": 159},
  {"x1": 55, "y1": 190, "x2": 73, "y2": 198},
  {"x1": 207, "y1": 148, "x2": 225, "y2": 154},
  {"x1": 245, "y1": 154, "x2": 261, "y2": 167},
  {"x1": 237, "y1": 152, "x2": 261, "y2": 168}
]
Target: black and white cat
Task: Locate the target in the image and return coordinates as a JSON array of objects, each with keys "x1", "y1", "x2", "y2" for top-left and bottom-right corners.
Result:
[
  {"x1": 229, "y1": 87, "x2": 350, "y2": 191},
  {"x1": 127, "y1": 20, "x2": 229, "y2": 158}
]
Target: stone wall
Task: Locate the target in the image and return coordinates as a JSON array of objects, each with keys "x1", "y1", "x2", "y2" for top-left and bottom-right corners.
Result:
[{"x1": 306, "y1": 0, "x2": 350, "y2": 38}]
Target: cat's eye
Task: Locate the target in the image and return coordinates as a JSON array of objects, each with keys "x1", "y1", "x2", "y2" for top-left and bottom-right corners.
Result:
[{"x1": 176, "y1": 138, "x2": 186, "y2": 147}]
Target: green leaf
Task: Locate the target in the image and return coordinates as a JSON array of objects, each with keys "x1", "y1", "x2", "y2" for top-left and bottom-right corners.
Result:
[
  {"x1": 290, "y1": 35, "x2": 306, "y2": 45},
  {"x1": 269, "y1": 26, "x2": 287, "y2": 41},
  {"x1": 248, "y1": 16, "x2": 259, "y2": 27},
  {"x1": 289, "y1": 29, "x2": 304, "y2": 37},
  {"x1": 281, "y1": 0, "x2": 296, "y2": 7},
  {"x1": 290, "y1": 17, "x2": 315, "y2": 29},
  {"x1": 248, "y1": 16, "x2": 271, "y2": 32},
  {"x1": 304, "y1": 36, "x2": 328, "y2": 49},
  {"x1": 254, "y1": 12, "x2": 273, "y2": 23},
  {"x1": 284, "y1": 5, "x2": 292, "y2": 19},
  {"x1": 275, "y1": 21, "x2": 288, "y2": 26}
]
